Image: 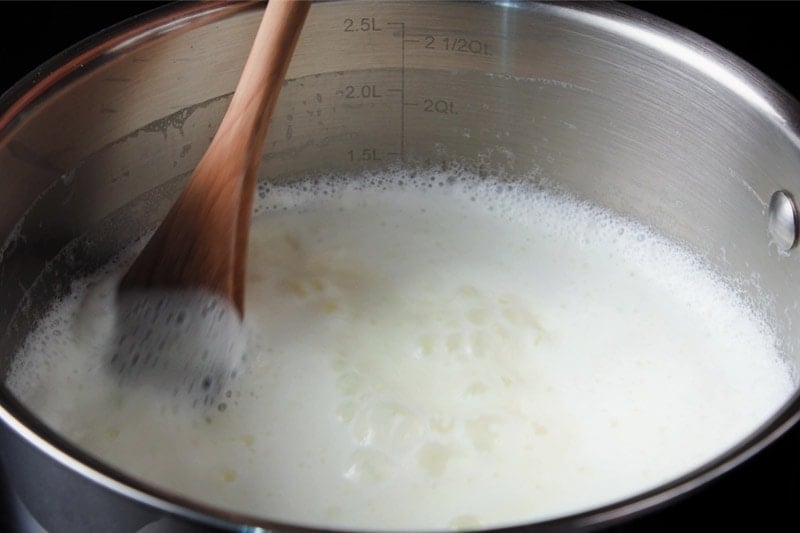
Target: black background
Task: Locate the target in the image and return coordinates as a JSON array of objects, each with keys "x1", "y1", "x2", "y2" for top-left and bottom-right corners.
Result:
[{"x1": 1, "y1": 1, "x2": 799, "y2": 532}]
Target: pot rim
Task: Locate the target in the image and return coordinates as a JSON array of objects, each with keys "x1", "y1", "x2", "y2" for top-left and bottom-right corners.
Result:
[{"x1": 2, "y1": 1, "x2": 800, "y2": 531}]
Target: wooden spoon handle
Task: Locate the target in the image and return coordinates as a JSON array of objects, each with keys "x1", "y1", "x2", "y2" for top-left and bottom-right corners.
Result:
[
  {"x1": 230, "y1": 0, "x2": 311, "y2": 311},
  {"x1": 225, "y1": 0, "x2": 311, "y2": 161},
  {"x1": 120, "y1": 0, "x2": 310, "y2": 315}
]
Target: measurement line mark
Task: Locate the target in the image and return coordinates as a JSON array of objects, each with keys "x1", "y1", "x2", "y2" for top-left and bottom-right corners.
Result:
[{"x1": 387, "y1": 21, "x2": 406, "y2": 162}]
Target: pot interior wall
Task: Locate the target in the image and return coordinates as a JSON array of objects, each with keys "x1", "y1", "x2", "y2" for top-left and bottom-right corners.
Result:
[{"x1": 2, "y1": 0, "x2": 800, "y2": 406}]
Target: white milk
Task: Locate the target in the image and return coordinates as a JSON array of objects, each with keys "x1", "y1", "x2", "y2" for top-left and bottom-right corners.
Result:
[{"x1": 7, "y1": 170, "x2": 796, "y2": 530}]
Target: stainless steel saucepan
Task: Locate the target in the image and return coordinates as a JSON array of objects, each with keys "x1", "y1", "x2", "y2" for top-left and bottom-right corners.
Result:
[{"x1": 2, "y1": 1, "x2": 800, "y2": 531}]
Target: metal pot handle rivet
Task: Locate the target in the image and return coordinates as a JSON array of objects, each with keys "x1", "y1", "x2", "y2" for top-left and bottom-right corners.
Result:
[{"x1": 768, "y1": 190, "x2": 799, "y2": 252}]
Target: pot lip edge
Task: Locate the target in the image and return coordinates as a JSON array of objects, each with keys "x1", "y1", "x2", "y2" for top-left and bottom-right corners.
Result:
[
  {"x1": 4, "y1": 380, "x2": 800, "y2": 532},
  {"x1": 1, "y1": 0, "x2": 800, "y2": 530},
  {"x1": 0, "y1": 0, "x2": 254, "y2": 141},
  {"x1": 551, "y1": 0, "x2": 800, "y2": 149}
]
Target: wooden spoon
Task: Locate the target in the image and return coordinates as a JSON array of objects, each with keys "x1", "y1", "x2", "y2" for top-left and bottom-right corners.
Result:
[
  {"x1": 119, "y1": 0, "x2": 310, "y2": 314},
  {"x1": 111, "y1": 0, "x2": 310, "y2": 405}
]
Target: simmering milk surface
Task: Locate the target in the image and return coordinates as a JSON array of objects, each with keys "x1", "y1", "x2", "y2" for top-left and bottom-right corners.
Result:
[{"x1": 7, "y1": 170, "x2": 796, "y2": 530}]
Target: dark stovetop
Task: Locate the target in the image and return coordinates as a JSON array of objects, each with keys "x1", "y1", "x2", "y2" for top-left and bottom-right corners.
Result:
[{"x1": 1, "y1": 2, "x2": 799, "y2": 532}]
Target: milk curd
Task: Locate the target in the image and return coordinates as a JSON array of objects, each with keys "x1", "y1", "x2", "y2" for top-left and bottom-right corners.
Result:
[{"x1": 7, "y1": 170, "x2": 795, "y2": 530}]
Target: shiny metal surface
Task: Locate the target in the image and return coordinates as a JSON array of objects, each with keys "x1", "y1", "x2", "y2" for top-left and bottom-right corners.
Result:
[
  {"x1": 2, "y1": 1, "x2": 800, "y2": 531},
  {"x1": 769, "y1": 190, "x2": 798, "y2": 252}
]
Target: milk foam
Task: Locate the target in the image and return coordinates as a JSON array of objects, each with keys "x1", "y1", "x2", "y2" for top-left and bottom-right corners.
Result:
[{"x1": 7, "y1": 169, "x2": 796, "y2": 530}]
